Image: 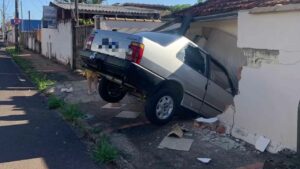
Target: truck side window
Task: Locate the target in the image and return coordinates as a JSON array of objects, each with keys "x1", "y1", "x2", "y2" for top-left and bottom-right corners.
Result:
[
  {"x1": 177, "y1": 45, "x2": 206, "y2": 74},
  {"x1": 209, "y1": 59, "x2": 232, "y2": 94}
]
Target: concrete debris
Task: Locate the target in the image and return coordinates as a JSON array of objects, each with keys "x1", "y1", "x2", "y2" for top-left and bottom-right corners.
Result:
[
  {"x1": 158, "y1": 136, "x2": 194, "y2": 151},
  {"x1": 199, "y1": 129, "x2": 246, "y2": 151},
  {"x1": 195, "y1": 117, "x2": 218, "y2": 123},
  {"x1": 115, "y1": 111, "x2": 141, "y2": 119},
  {"x1": 60, "y1": 87, "x2": 73, "y2": 93},
  {"x1": 102, "y1": 103, "x2": 125, "y2": 109},
  {"x1": 45, "y1": 87, "x2": 55, "y2": 95},
  {"x1": 194, "y1": 117, "x2": 225, "y2": 134},
  {"x1": 255, "y1": 136, "x2": 270, "y2": 152},
  {"x1": 236, "y1": 162, "x2": 264, "y2": 169},
  {"x1": 18, "y1": 77, "x2": 26, "y2": 82},
  {"x1": 167, "y1": 124, "x2": 189, "y2": 138},
  {"x1": 197, "y1": 158, "x2": 211, "y2": 164}
]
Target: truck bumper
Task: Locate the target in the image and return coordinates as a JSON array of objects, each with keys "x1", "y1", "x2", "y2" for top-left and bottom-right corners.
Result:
[{"x1": 80, "y1": 50, "x2": 164, "y2": 93}]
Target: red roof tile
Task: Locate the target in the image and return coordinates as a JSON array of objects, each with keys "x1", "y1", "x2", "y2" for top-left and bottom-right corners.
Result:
[{"x1": 175, "y1": 0, "x2": 300, "y2": 16}]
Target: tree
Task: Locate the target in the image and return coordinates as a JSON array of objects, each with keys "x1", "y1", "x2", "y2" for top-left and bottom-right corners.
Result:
[
  {"x1": 60, "y1": 0, "x2": 103, "y2": 3},
  {"x1": 170, "y1": 4, "x2": 191, "y2": 12}
]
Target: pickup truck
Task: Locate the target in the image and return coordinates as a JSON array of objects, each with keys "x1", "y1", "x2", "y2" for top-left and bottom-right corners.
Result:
[{"x1": 80, "y1": 30, "x2": 236, "y2": 125}]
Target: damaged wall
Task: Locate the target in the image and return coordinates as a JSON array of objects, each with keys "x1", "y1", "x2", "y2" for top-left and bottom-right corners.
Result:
[
  {"x1": 185, "y1": 19, "x2": 246, "y2": 90},
  {"x1": 219, "y1": 10, "x2": 300, "y2": 153}
]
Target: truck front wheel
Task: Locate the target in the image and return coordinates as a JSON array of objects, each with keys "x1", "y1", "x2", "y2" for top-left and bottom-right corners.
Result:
[{"x1": 98, "y1": 78, "x2": 127, "y2": 103}]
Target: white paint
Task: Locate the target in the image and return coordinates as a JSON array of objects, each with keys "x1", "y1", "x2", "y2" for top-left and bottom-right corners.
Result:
[
  {"x1": 187, "y1": 19, "x2": 238, "y2": 37},
  {"x1": 238, "y1": 10, "x2": 300, "y2": 51},
  {"x1": 226, "y1": 9, "x2": 300, "y2": 153},
  {"x1": 41, "y1": 21, "x2": 73, "y2": 67},
  {"x1": 7, "y1": 29, "x2": 15, "y2": 44},
  {"x1": 28, "y1": 36, "x2": 34, "y2": 50}
]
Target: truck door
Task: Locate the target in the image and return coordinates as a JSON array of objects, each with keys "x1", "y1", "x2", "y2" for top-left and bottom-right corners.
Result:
[
  {"x1": 173, "y1": 44, "x2": 209, "y2": 113},
  {"x1": 201, "y1": 57, "x2": 234, "y2": 117}
]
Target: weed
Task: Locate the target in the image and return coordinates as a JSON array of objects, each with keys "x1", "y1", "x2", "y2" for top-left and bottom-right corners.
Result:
[
  {"x1": 93, "y1": 137, "x2": 118, "y2": 163},
  {"x1": 6, "y1": 47, "x2": 55, "y2": 91},
  {"x1": 48, "y1": 96, "x2": 65, "y2": 109},
  {"x1": 60, "y1": 104, "x2": 84, "y2": 122},
  {"x1": 92, "y1": 127, "x2": 102, "y2": 134}
]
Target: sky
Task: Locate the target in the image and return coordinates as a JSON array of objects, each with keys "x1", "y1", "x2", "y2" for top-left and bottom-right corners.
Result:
[{"x1": 2, "y1": 0, "x2": 197, "y2": 20}]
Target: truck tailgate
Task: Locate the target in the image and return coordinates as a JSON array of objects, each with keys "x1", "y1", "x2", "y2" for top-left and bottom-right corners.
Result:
[{"x1": 91, "y1": 30, "x2": 142, "y2": 59}]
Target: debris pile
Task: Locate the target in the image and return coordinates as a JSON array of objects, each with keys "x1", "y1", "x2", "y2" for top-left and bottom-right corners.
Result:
[{"x1": 194, "y1": 117, "x2": 226, "y2": 134}]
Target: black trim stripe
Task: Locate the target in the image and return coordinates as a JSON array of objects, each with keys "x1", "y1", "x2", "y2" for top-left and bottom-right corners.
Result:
[{"x1": 184, "y1": 91, "x2": 223, "y2": 112}]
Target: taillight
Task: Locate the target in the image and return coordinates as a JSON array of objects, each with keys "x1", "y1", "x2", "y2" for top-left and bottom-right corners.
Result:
[
  {"x1": 126, "y1": 42, "x2": 144, "y2": 64},
  {"x1": 85, "y1": 33, "x2": 95, "y2": 50}
]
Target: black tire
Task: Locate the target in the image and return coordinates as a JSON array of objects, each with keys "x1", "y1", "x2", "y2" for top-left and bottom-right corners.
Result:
[
  {"x1": 98, "y1": 78, "x2": 127, "y2": 103},
  {"x1": 145, "y1": 88, "x2": 180, "y2": 125}
]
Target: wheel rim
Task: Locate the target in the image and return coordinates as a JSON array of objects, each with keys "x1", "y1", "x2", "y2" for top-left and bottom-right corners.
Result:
[
  {"x1": 155, "y1": 95, "x2": 174, "y2": 120},
  {"x1": 107, "y1": 82, "x2": 123, "y2": 98}
]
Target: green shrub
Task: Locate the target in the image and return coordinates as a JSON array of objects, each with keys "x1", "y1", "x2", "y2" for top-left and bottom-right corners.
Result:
[
  {"x1": 93, "y1": 137, "x2": 118, "y2": 163},
  {"x1": 60, "y1": 104, "x2": 84, "y2": 122},
  {"x1": 48, "y1": 96, "x2": 64, "y2": 109}
]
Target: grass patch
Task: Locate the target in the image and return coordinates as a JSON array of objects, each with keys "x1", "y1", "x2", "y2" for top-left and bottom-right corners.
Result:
[
  {"x1": 60, "y1": 104, "x2": 84, "y2": 122},
  {"x1": 48, "y1": 95, "x2": 65, "y2": 109},
  {"x1": 6, "y1": 47, "x2": 55, "y2": 91},
  {"x1": 93, "y1": 137, "x2": 118, "y2": 164}
]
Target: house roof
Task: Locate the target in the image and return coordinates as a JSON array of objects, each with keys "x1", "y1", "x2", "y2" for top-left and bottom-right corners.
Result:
[
  {"x1": 121, "y1": 3, "x2": 171, "y2": 11},
  {"x1": 50, "y1": 1, "x2": 160, "y2": 15},
  {"x1": 99, "y1": 20, "x2": 165, "y2": 34},
  {"x1": 175, "y1": 0, "x2": 300, "y2": 16},
  {"x1": 11, "y1": 19, "x2": 42, "y2": 32}
]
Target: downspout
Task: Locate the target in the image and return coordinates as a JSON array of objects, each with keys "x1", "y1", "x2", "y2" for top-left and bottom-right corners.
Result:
[{"x1": 177, "y1": 11, "x2": 238, "y2": 36}]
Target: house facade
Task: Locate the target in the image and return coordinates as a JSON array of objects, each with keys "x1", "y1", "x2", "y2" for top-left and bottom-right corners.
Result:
[{"x1": 173, "y1": 0, "x2": 300, "y2": 153}]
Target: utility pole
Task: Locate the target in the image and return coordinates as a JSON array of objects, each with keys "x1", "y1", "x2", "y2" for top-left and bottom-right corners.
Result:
[
  {"x1": 74, "y1": 0, "x2": 79, "y2": 26},
  {"x1": 21, "y1": 0, "x2": 23, "y2": 32},
  {"x1": 15, "y1": 0, "x2": 19, "y2": 51},
  {"x1": 28, "y1": 10, "x2": 30, "y2": 31},
  {"x1": 2, "y1": 0, "x2": 5, "y2": 42}
]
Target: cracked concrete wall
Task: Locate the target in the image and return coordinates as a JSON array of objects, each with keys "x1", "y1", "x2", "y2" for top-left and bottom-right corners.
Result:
[{"x1": 223, "y1": 10, "x2": 300, "y2": 153}]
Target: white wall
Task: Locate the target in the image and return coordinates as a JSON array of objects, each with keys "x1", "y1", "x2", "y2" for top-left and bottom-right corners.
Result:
[
  {"x1": 28, "y1": 37, "x2": 33, "y2": 50},
  {"x1": 220, "y1": 10, "x2": 300, "y2": 153},
  {"x1": 41, "y1": 21, "x2": 73, "y2": 67},
  {"x1": 7, "y1": 29, "x2": 15, "y2": 44}
]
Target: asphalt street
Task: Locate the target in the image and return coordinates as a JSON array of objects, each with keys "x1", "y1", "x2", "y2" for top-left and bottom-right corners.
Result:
[{"x1": 0, "y1": 46, "x2": 99, "y2": 169}]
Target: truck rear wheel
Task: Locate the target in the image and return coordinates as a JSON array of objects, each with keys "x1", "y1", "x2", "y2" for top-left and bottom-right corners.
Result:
[
  {"x1": 145, "y1": 88, "x2": 179, "y2": 125},
  {"x1": 98, "y1": 78, "x2": 127, "y2": 103}
]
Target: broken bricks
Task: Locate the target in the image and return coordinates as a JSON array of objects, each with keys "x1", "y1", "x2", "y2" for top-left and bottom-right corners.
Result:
[
  {"x1": 167, "y1": 124, "x2": 189, "y2": 138},
  {"x1": 194, "y1": 117, "x2": 226, "y2": 134}
]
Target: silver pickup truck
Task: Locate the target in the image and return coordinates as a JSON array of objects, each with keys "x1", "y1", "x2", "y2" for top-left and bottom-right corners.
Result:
[{"x1": 80, "y1": 30, "x2": 236, "y2": 125}]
